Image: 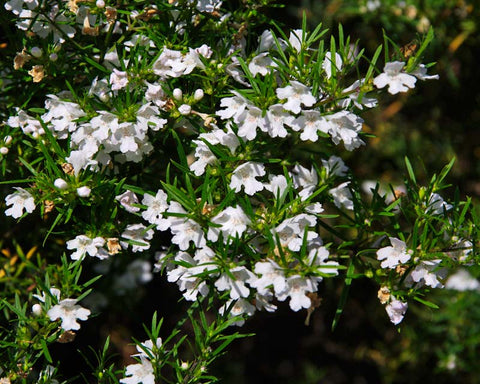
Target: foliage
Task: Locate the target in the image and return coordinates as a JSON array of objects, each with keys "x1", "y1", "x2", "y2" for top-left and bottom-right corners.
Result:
[{"x1": 0, "y1": 0, "x2": 479, "y2": 383}]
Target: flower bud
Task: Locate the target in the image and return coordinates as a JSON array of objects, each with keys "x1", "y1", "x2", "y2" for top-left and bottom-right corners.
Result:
[
  {"x1": 178, "y1": 104, "x2": 191, "y2": 115},
  {"x1": 77, "y1": 186, "x2": 91, "y2": 197},
  {"x1": 49, "y1": 53, "x2": 58, "y2": 62},
  {"x1": 32, "y1": 304, "x2": 42, "y2": 316},
  {"x1": 0, "y1": 147, "x2": 8, "y2": 155},
  {"x1": 99, "y1": 92, "x2": 110, "y2": 102},
  {"x1": 54, "y1": 178, "x2": 68, "y2": 190},
  {"x1": 96, "y1": 0, "x2": 106, "y2": 8},
  {"x1": 173, "y1": 88, "x2": 183, "y2": 101},
  {"x1": 4, "y1": 135, "x2": 12, "y2": 145},
  {"x1": 194, "y1": 88, "x2": 204, "y2": 101},
  {"x1": 31, "y1": 47, "x2": 43, "y2": 58}
]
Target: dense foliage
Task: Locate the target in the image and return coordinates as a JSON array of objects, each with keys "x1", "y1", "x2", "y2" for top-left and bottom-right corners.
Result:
[{"x1": 1, "y1": 1, "x2": 479, "y2": 383}]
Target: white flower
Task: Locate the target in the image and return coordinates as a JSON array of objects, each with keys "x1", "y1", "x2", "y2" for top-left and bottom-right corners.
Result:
[
  {"x1": 412, "y1": 64, "x2": 439, "y2": 80},
  {"x1": 407, "y1": 259, "x2": 445, "y2": 288},
  {"x1": 307, "y1": 245, "x2": 339, "y2": 276},
  {"x1": 248, "y1": 52, "x2": 276, "y2": 76},
  {"x1": 219, "y1": 298, "x2": 256, "y2": 326},
  {"x1": 194, "y1": 44, "x2": 212, "y2": 58},
  {"x1": 322, "y1": 51, "x2": 343, "y2": 79},
  {"x1": 116, "y1": 190, "x2": 140, "y2": 213},
  {"x1": 5, "y1": 187, "x2": 35, "y2": 218},
  {"x1": 264, "y1": 174, "x2": 288, "y2": 198},
  {"x1": 190, "y1": 141, "x2": 217, "y2": 176},
  {"x1": 329, "y1": 182, "x2": 354, "y2": 210},
  {"x1": 366, "y1": 0, "x2": 381, "y2": 11},
  {"x1": 152, "y1": 47, "x2": 185, "y2": 78},
  {"x1": 338, "y1": 79, "x2": 378, "y2": 110},
  {"x1": 446, "y1": 239, "x2": 473, "y2": 263},
  {"x1": 305, "y1": 202, "x2": 324, "y2": 214},
  {"x1": 226, "y1": 57, "x2": 249, "y2": 86},
  {"x1": 427, "y1": 193, "x2": 452, "y2": 215},
  {"x1": 190, "y1": 127, "x2": 240, "y2": 176},
  {"x1": 288, "y1": 29, "x2": 303, "y2": 53},
  {"x1": 251, "y1": 260, "x2": 287, "y2": 296},
  {"x1": 171, "y1": 218, "x2": 206, "y2": 250},
  {"x1": 216, "y1": 92, "x2": 249, "y2": 123},
  {"x1": 291, "y1": 164, "x2": 318, "y2": 200},
  {"x1": 276, "y1": 81, "x2": 316, "y2": 114},
  {"x1": 272, "y1": 214, "x2": 318, "y2": 252},
  {"x1": 373, "y1": 61, "x2": 417, "y2": 94},
  {"x1": 445, "y1": 269, "x2": 480, "y2": 291},
  {"x1": 42, "y1": 95, "x2": 86, "y2": 140},
  {"x1": 134, "y1": 338, "x2": 163, "y2": 358},
  {"x1": 376, "y1": 237, "x2": 411, "y2": 269},
  {"x1": 385, "y1": 297, "x2": 408, "y2": 325},
  {"x1": 166, "y1": 252, "x2": 209, "y2": 301},
  {"x1": 142, "y1": 190, "x2": 170, "y2": 230},
  {"x1": 120, "y1": 224, "x2": 154, "y2": 252},
  {"x1": 236, "y1": 106, "x2": 267, "y2": 141},
  {"x1": 258, "y1": 30, "x2": 279, "y2": 52},
  {"x1": 66, "y1": 235, "x2": 106, "y2": 260},
  {"x1": 167, "y1": 203, "x2": 206, "y2": 250},
  {"x1": 214, "y1": 266, "x2": 257, "y2": 300},
  {"x1": 291, "y1": 110, "x2": 329, "y2": 142},
  {"x1": 7, "y1": 109, "x2": 44, "y2": 138},
  {"x1": 322, "y1": 156, "x2": 348, "y2": 177},
  {"x1": 207, "y1": 206, "x2": 251, "y2": 242},
  {"x1": 230, "y1": 162, "x2": 265, "y2": 195},
  {"x1": 197, "y1": 1, "x2": 223, "y2": 14},
  {"x1": 145, "y1": 82, "x2": 167, "y2": 108},
  {"x1": 89, "y1": 77, "x2": 111, "y2": 102},
  {"x1": 264, "y1": 104, "x2": 294, "y2": 138},
  {"x1": 65, "y1": 150, "x2": 97, "y2": 176},
  {"x1": 254, "y1": 292, "x2": 277, "y2": 313},
  {"x1": 110, "y1": 68, "x2": 128, "y2": 91},
  {"x1": 120, "y1": 357, "x2": 155, "y2": 384},
  {"x1": 34, "y1": 287, "x2": 61, "y2": 303},
  {"x1": 47, "y1": 298, "x2": 91, "y2": 331},
  {"x1": 276, "y1": 275, "x2": 317, "y2": 312},
  {"x1": 324, "y1": 111, "x2": 364, "y2": 151},
  {"x1": 5, "y1": 0, "x2": 39, "y2": 15}
]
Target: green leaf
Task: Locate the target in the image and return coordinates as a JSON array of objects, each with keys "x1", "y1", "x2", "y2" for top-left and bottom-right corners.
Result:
[
  {"x1": 162, "y1": 182, "x2": 195, "y2": 211},
  {"x1": 40, "y1": 338, "x2": 53, "y2": 363},
  {"x1": 332, "y1": 260, "x2": 355, "y2": 331},
  {"x1": 404, "y1": 156, "x2": 417, "y2": 184},
  {"x1": 41, "y1": 120, "x2": 67, "y2": 159},
  {"x1": 413, "y1": 296, "x2": 439, "y2": 309},
  {"x1": 365, "y1": 45, "x2": 383, "y2": 82},
  {"x1": 18, "y1": 156, "x2": 38, "y2": 176},
  {"x1": 84, "y1": 56, "x2": 110, "y2": 73}
]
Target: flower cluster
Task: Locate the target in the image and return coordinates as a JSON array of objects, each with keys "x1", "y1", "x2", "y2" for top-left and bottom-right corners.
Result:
[
  {"x1": 1, "y1": 0, "x2": 477, "y2": 381},
  {"x1": 2, "y1": 12, "x2": 452, "y2": 327}
]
